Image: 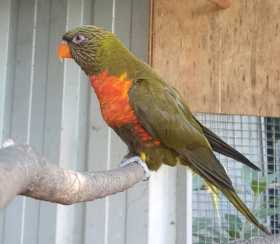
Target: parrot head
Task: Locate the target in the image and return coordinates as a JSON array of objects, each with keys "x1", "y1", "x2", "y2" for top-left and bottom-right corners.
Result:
[
  {"x1": 58, "y1": 25, "x2": 111, "y2": 75},
  {"x1": 57, "y1": 25, "x2": 134, "y2": 76}
]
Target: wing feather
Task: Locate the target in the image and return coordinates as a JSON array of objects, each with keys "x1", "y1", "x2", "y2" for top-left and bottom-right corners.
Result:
[{"x1": 193, "y1": 117, "x2": 261, "y2": 171}]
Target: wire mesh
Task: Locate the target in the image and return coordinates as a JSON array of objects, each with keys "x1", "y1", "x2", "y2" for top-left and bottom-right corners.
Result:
[{"x1": 192, "y1": 114, "x2": 280, "y2": 243}]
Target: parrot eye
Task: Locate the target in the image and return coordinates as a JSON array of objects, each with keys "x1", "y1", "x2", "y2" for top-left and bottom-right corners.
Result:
[{"x1": 72, "y1": 34, "x2": 88, "y2": 44}]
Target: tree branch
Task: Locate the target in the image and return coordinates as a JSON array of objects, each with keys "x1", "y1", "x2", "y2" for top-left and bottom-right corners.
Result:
[{"x1": 0, "y1": 144, "x2": 145, "y2": 208}]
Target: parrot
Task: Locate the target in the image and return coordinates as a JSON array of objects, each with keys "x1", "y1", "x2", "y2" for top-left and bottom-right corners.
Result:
[{"x1": 57, "y1": 25, "x2": 270, "y2": 234}]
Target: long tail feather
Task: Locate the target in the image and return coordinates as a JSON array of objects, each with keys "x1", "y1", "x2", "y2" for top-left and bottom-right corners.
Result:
[
  {"x1": 206, "y1": 182, "x2": 221, "y2": 220},
  {"x1": 194, "y1": 117, "x2": 260, "y2": 171},
  {"x1": 184, "y1": 148, "x2": 270, "y2": 235},
  {"x1": 222, "y1": 188, "x2": 271, "y2": 235}
]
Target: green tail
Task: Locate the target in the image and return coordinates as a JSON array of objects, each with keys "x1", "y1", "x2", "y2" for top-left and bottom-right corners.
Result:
[
  {"x1": 184, "y1": 148, "x2": 271, "y2": 235},
  {"x1": 222, "y1": 188, "x2": 271, "y2": 235}
]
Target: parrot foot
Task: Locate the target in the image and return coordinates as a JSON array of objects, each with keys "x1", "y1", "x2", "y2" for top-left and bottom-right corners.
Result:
[{"x1": 120, "y1": 156, "x2": 150, "y2": 181}]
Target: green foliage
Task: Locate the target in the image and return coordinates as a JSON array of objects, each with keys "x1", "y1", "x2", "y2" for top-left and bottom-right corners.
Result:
[
  {"x1": 250, "y1": 172, "x2": 278, "y2": 196},
  {"x1": 251, "y1": 179, "x2": 267, "y2": 196},
  {"x1": 225, "y1": 214, "x2": 243, "y2": 239},
  {"x1": 192, "y1": 217, "x2": 229, "y2": 244}
]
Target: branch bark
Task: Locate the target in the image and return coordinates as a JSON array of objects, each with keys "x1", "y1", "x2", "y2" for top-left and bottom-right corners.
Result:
[
  {"x1": 0, "y1": 144, "x2": 145, "y2": 208},
  {"x1": 209, "y1": 0, "x2": 232, "y2": 9}
]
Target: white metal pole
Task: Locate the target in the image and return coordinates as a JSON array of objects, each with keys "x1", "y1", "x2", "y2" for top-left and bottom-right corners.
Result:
[
  {"x1": 148, "y1": 166, "x2": 177, "y2": 244},
  {"x1": 186, "y1": 168, "x2": 192, "y2": 244}
]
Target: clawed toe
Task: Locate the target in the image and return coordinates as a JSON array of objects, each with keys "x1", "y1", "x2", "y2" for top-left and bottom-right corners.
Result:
[{"x1": 120, "y1": 156, "x2": 150, "y2": 181}]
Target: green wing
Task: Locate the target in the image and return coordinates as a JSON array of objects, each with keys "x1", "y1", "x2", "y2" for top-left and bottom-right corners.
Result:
[
  {"x1": 129, "y1": 77, "x2": 269, "y2": 234},
  {"x1": 129, "y1": 78, "x2": 232, "y2": 186},
  {"x1": 169, "y1": 85, "x2": 260, "y2": 171}
]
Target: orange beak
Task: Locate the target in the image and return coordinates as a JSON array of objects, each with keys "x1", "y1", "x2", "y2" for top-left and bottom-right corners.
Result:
[{"x1": 57, "y1": 41, "x2": 72, "y2": 59}]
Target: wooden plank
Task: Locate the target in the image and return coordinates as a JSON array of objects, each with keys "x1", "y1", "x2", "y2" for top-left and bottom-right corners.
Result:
[
  {"x1": 221, "y1": 1, "x2": 280, "y2": 116},
  {"x1": 151, "y1": 0, "x2": 280, "y2": 117}
]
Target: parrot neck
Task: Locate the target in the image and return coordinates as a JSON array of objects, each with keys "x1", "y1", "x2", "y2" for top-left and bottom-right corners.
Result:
[{"x1": 92, "y1": 36, "x2": 143, "y2": 78}]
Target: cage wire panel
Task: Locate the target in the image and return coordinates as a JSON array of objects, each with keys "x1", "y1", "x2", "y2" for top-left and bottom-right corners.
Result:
[{"x1": 192, "y1": 113, "x2": 280, "y2": 243}]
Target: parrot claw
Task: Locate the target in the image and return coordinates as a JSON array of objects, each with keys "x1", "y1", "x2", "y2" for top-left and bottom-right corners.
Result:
[{"x1": 120, "y1": 156, "x2": 150, "y2": 181}]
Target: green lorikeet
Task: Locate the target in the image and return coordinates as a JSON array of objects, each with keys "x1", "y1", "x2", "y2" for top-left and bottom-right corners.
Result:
[{"x1": 58, "y1": 25, "x2": 270, "y2": 234}]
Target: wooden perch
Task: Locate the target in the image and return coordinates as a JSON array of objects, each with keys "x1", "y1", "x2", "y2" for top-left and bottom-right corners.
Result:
[
  {"x1": 0, "y1": 144, "x2": 145, "y2": 208},
  {"x1": 209, "y1": 0, "x2": 232, "y2": 9}
]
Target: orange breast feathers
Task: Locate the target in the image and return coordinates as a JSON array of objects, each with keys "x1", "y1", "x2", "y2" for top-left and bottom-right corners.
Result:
[{"x1": 90, "y1": 71, "x2": 160, "y2": 145}]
